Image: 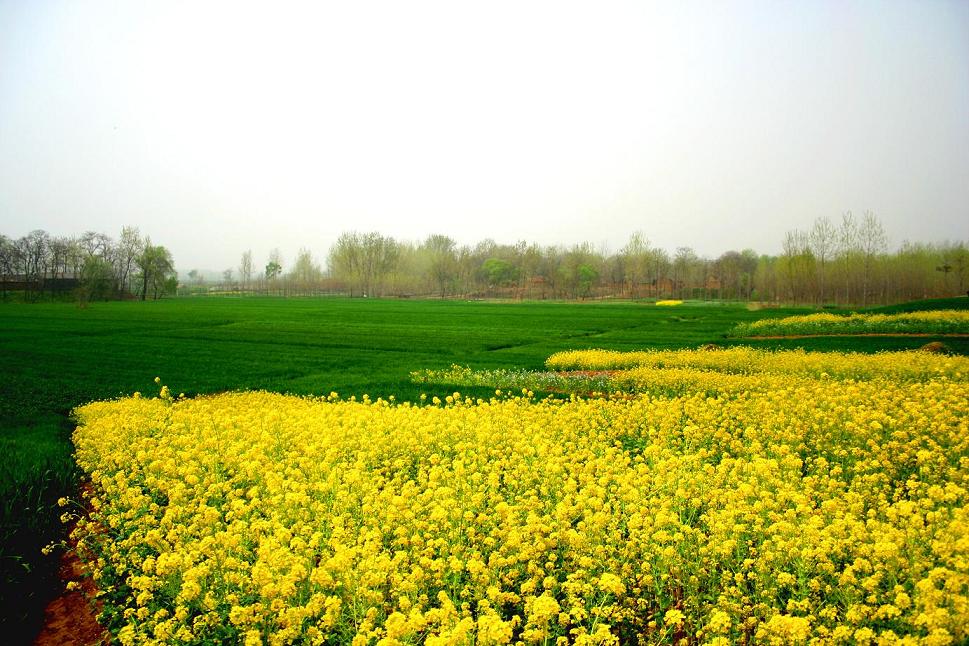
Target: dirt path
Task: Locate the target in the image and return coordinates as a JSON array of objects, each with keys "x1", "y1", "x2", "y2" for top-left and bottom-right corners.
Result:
[
  {"x1": 33, "y1": 548, "x2": 107, "y2": 645},
  {"x1": 35, "y1": 486, "x2": 108, "y2": 646}
]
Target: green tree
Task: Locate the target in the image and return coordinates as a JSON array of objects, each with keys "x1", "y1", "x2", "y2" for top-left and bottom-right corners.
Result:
[
  {"x1": 265, "y1": 248, "x2": 283, "y2": 283},
  {"x1": 421, "y1": 234, "x2": 458, "y2": 297},
  {"x1": 577, "y1": 264, "x2": 599, "y2": 298},
  {"x1": 265, "y1": 261, "x2": 282, "y2": 281},
  {"x1": 75, "y1": 255, "x2": 116, "y2": 306},
  {"x1": 329, "y1": 232, "x2": 399, "y2": 297},
  {"x1": 360, "y1": 232, "x2": 399, "y2": 297},
  {"x1": 560, "y1": 243, "x2": 601, "y2": 299},
  {"x1": 329, "y1": 233, "x2": 362, "y2": 296},
  {"x1": 481, "y1": 257, "x2": 518, "y2": 293},
  {"x1": 289, "y1": 248, "x2": 322, "y2": 285},
  {"x1": 135, "y1": 241, "x2": 176, "y2": 301}
]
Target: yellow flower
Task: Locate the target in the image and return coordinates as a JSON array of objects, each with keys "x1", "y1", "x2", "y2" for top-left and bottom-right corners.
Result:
[
  {"x1": 597, "y1": 573, "x2": 624, "y2": 596},
  {"x1": 67, "y1": 347, "x2": 969, "y2": 645},
  {"x1": 664, "y1": 608, "x2": 685, "y2": 627}
]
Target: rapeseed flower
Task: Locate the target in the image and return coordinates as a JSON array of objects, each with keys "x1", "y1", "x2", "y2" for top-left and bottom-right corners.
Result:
[{"x1": 69, "y1": 347, "x2": 969, "y2": 644}]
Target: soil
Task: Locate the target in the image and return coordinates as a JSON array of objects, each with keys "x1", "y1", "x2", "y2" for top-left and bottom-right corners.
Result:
[
  {"x1": 35, "y1": 486, "x2": 108, "y2": 646},
  {"x1": 33, "y1": 549, "x2": 108, "y2": 646}
]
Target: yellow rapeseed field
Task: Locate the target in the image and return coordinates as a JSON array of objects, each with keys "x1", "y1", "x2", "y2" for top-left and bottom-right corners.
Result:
[
  {"x1": 68, "y1": 349, "x2": 969, "y2": 645},
  {"x1": 545, "y1": 347, "x2": 968, "y2": 382}
]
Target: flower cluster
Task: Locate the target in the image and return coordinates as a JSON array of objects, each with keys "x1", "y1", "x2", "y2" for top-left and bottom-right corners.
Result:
[
  {"x1": 654, "y1": 300, "x2": 684, "y2": 307},
  {"x1": 69, "y1": 351, "x2": 969, "y2": 645},
  {"x1": 729, "y1": 310, "x2": 969, "y2": 337},
  {"x1": 545, "y1": 347, "x2": 968, "y2": 382}
]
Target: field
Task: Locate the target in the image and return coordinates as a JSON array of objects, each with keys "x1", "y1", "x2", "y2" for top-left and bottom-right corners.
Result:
[
  {"x1": 728, "y1": 310, "x2": 969, "y2": 338},
  {"x1": 70, "y1": 347, "x2": 969, "y2": 645},
  {"x1": 2, "y1": 297, "x2": 968, "y2": 644}
]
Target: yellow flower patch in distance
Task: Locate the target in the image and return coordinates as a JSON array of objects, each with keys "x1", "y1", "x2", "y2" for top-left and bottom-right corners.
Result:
[
  {"x1": 546, "y1": 346, "x2": 969, "y2": 382},
  {"x1": 730, "y1": 309, "x2": 969, "y2": 337},
  {"x1": 71, "y1": 361, "x2": 969, "y2": 644}
]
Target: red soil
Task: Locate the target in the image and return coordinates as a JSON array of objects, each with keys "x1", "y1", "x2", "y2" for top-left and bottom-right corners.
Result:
[
  {"x1": 35, "y1": 485, "x2": 108, "y2": 646},
  {"x1": 34, "y1": 548, "x2": 108, "y2": 646}
]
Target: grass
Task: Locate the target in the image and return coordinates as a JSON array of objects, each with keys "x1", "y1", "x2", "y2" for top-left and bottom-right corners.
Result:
[{"x1": 2, "y1": 296, "x2": 967, "y2": 643}]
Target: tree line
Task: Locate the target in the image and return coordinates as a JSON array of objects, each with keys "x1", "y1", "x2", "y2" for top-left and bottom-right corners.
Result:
[
  {"x1": 5, "y1": 211, "x2": 966, "y2": 306},
  {"x1": 0, "y1": 227, "x2": 177, "y2": 303},
  {"x1": 191, "y1": 211, "x2": 965, "y2": 306}
]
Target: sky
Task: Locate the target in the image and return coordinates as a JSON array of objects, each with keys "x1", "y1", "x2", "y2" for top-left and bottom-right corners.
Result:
[{"x1": 1, "y1": 0, "x2": 967, "y2": 272}]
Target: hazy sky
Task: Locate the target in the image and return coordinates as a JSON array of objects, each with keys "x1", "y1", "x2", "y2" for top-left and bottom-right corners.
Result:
[{"x1": 1, "y1": 0, "x2": 967, "y2": 271}]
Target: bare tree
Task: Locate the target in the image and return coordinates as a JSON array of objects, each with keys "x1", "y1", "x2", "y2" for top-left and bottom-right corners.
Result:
[
  {"x1": 64, "y1": 237, "x2": 85, "y2": 280},
  {"x1": 329, "y1": 233, "x2": 363, "y2": 296},
  {"x1": 837, "y1": 212, "x2": 858, "y2": 304},
  {"x1": 78, "y1": 231, "x2": 112, "y2": 258},
  {"x1": 673, "y1": 247, "x2": 697, "y2": 299},
  {"x1": 534, "y1": 247, "x2": 560, "y2": 299},
  {"x1": 359, "y1": 233, "x2": 399, "y2": 296},
  {"x1": 810, "y1": 216, "x2": 837, "y2": 305},
  {"x1": 238, "y1": 250, "x2": 253, "y2": 290},
  {"x1": 858, "y1": 210, "x2": 887, "y2": 306},
  {"x1": 645, "y1": 247, "x2": 671, "y2": 297},
  {"x1": 621, "y1": 232, "x2": 651, "y2": 298},
  {"x1": 0, "y1": 234, "x2": 17, "y2": 300},
  {"x1": 115, "y1": 226, "x2": 143, "y2": 294},
  {"x1": 289, "y1": 248, "x2": 322, "y2": 286},
  {"x1": 15, "y1": 230, "x2": 49, "y2": 300},
  {"x1": 781, "y1": 230, "x2": 813, "y2": 305},
  {"x1": 47, "y1": 237, "x2": 70, "y2": 280},
  {"x1": 421, "y1": 234, "x2": 458, "y2": 298}
]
